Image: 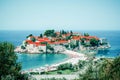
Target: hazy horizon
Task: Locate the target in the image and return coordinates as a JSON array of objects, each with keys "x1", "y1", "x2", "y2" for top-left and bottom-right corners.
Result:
[{"x1": 0, "y1": 0, "x2": 120, "y2": 31}]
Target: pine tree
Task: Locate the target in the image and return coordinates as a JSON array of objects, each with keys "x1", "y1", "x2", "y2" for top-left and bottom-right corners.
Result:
[{"x1": 0, "y1": 42, "x2": 28, "y2": 79}]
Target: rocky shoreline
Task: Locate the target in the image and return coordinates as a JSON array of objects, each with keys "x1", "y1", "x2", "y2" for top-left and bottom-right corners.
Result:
[{"x1": 14, "y1": 45, "x2": 66, "y2": 54}]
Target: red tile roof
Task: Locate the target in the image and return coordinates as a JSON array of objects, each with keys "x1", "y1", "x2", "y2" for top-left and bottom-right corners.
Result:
[
  {"x1": 37, "y1": 37, "x2": 50, "y2": 42},
  {"x1": 25, "y1": 34, "x2": 99, "y2": 47},
  {"x1": 72, "y1": 36, "x2": 81, "y2": 40},
  {"x1": 81, "y1": 36, "x2": 99, "y2": 40},
  {"x1": 62, "y1": 33, "x2": 71, "y2": 37},
  {"x1": 72, "y1": 36, "x2": 99, "y2": 40}
]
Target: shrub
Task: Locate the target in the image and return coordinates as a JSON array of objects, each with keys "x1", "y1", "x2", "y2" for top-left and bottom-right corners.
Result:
[
  {"x1": 57, "y1": 71, "x2": 62, "y2": 74},
  {"x1": 57, "y1": 63, "x2": 73, "y2": 70}
]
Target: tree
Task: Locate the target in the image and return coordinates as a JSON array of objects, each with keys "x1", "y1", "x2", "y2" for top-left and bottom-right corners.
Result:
[
  {"x1": 40, "y1": 33, "x2": 43, "y2": 38},
  {"x1": 90, "y1": 38, "x2": 99, "y2": 46},
  {"x1": 47, "y1": 44, "x2": 54, "y2": 51},
  {"x1": 80, "y1": 38, "x2": 86, "y2": 45},
  {"x1": 70, "y1": 30, "x2": 73, "y2": 36},
  {"x1": 66, "y1": 36, "x2": 71, "y2": 40},
  {"x1": 79, "y1": 57, "x2": 120, "y2": 80},
  {"x1": 84, "y1": 33, "x2": 89, "y2": 36},
  {"x1": 78, "y1": 60, "x2": 86, "y2": 69},
  {"x1": 31, "y1": 37, "x2": 36, "y2": 42},
  {"x1": 108, "y1": 57, "x2": 120, "y2": 80},
  {"x1": 99, "y1": 57, "x2": 120, "y2": 80},
  {"x1": 98, "y1": 59, "x2": 111, "y2": 79},
  {"x1": 44, "y1": 30, "x2": 56, "y2": 37},
  {"x1": 26, "y1": 34, "x2": 33, "y2": 38},
  {"x1": 76, "y1": 40, "x2": 79, "y2": 47},
  {"x1": 0, "y1": 42, "x2": 28, "y2": 80},
  {"x1": 21, "y1": 45, "x2": 26, "y2": 49},
  {"x1": 57, "y1": 63, "x2": 73, "y2": 70},
  {"x1": 61, "y1": 30, "x2": 67, "y2": 34}
]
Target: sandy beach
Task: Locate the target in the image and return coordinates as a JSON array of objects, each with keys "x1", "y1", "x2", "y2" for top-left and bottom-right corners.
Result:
[{"x1": 21, "y1": 50, "x2": 88, "y2": 74}]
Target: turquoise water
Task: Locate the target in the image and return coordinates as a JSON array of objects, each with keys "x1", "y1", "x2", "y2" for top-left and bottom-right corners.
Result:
[
  {"x1": 0, "y1": 30, "x2": 120, "y2": 70},
  {"x1": 78, "y1": 31, "x2": 120, "y2": 58},
  {"x1": 0, "y1": 30, "x2": 68, "y2": 70},
  {"x1": 17, "y1": 53, "x2": 67, "y2": 70}
]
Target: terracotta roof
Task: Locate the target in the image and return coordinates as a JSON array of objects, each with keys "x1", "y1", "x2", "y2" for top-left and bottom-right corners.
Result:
[
  {"x1": 48, "y1": 40, "x2": 68, "y2": 44},
  {"x1": 81, "y1": 36, "x2": 99, "y2": 40},
  {"x1": 26, "y1": 40, "x2": 33, "y2": 43},
  {"x1": 72, "y1": 36, "x2": 81, "y2": 40},
  {"x1": 62, "y1": 33, "x2": 71, "y2": 37},
  {"x1": 37, "y1": 37, "x2": 50, "y2": 42},
  {"x1": 56, "y1": 32, "x2": 60, "y2": 35},
  {"x1": 25, "y1": 33, "x2": 99, "y2": 46},
  {"x1": 72, "y1": 36, "x2": 99, "y2": 40}
]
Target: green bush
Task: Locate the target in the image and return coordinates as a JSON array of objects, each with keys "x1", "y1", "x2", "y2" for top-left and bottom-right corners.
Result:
[
  {"x1": 44, "y1": 30, "x2": 56, "y2": 37},
  {"x1": 90, "y1": 38, "x2": 99, "y2": 46},
  {"x1": 57, "y1": 71, "x2": 62, "y2": 74},
  {"x1": 57, "y1": 63, "x2": 73, "y2": 70},
  {"x1": 0, "y1": 42, "x2": 29, "y2": 80},
  {"x1": 40, "y1": 71, "x2": 46, "y2": 75},
  {"x1": 21, "y1": 45, "x2": 26, "y2": 49},
  {"x1": 30, "y1": 72, "x2": 39, "y2": 75}
]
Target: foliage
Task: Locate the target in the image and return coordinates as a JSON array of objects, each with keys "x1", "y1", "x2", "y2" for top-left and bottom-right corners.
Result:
[
  {"x1": 57, "y1": 71, "x2": 62, "y2": 74},
  {"x1": 76, "y1": 40, "x2": 79, "y2": 47},
  {"x1": 59, "y1": 33, "x2": 62, "y2": 37},
  {"x1": 61, "y1": 30, "x2": 67, "y2": 34},
  {"x1": 70, "y1": 30, "x2": 73, "y2": 35},
  {"x1": 64, "y1": 44, "x2": 69, "y2": 48},
  {"x1": 41, "y1": 69, "x2": 74, "y2": 75},
  {"x1": 70, "y1": 43, "x2": 76, "y2": 49},
  {"x1": 41, "y1": 42, "x2": 47, "y2": 44},
  {"x1": 80, "y1": 38, "x2": 86, "y2": 45},
  {"x1": 40, "y1": 42, "x2": 54, "y2": 53},
  {"x1": 90, "y1": 38, "x2": 99, "y2": 46},
  {"x1": 84, "y1": 33, "x2": 89, "y2": 36},
  {"x1": 21, "y1": 45, "x2": 26, "y2": 49},
  {"x1": 65, "y1": 36, "x2": 71, "y2": 40},
  {"x1": 80, "y1": 57, "x2": 120, "y2": 80},
  {"x1": 47, "y1": 44, "x2": 54, "y2": 51},
  {"x1": 44, "y1": 30, "x2": 56, "y2": 37},
  {"x1": 29, "y1": 34, "x2": 33, "y2": 37},
  {"x1": 30, "y1": 72, "x2": 39, "y2": 75},
  {"x1": 98, "y1": 57, "x2": 120, "y2": 80},
  {"x1": 81, "y1": 65, "x2": 95, "y2": 80},
  {"x1": 31, "y1": 37, "x2": 36, "y2": 42},
  {"x1": 0, "y1": 42, "x2": 29, "y2": 80},
  {"x1": 57, "y1": 63, "x2": 74, "y2": 70},
  {"x1": 108, "y1": 57, "x2": 120, "y2": 80},
  {"x1": 26, "y1": 34, "x2": 33, "y2": 38},
  {"x1": 78, "y1": 60, "x2": 87, "y2": 69},
  {"x1": 40, "y1": 33, "x2": 43, "y2": 38}
]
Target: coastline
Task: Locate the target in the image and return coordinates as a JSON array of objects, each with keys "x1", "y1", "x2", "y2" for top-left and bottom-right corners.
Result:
[{"x1": 21, "y1": 50, "x2": 88, "y2": 74}]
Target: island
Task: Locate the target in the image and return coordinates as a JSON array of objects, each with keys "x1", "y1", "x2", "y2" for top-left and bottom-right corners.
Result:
[{"x1": 14, "y1": 29, "x2": 110, "y2": 54}]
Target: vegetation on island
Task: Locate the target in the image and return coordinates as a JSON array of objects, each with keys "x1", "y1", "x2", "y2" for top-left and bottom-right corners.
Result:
[
  {"x1": 44, "y1": 29, "x2": 57, "y2": 37},
  {"x1": 48, "y1": 30, "x2": 98, "y2": 48},
  {"x1": 84, "y1": 33, "x2": 89, "y2": 36},
  {"x1": 90, "y1": 38, "x2": 99, "y2": 47},
  {"x1": 39, "y1": 33, "x2": 43, "y2": 38},
  {"x1": 18, "y1": 29, "x2": 109, "y2": 54}
]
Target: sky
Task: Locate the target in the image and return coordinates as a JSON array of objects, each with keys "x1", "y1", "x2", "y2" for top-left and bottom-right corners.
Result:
[{"x1": 0, "y1": 0, "x2": 120, "y2": 31}]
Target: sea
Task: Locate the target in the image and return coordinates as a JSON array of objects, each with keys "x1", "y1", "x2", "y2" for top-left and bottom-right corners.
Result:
[{"x1": 0, "y1": 30, "x2": 120, "y2": 70}]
